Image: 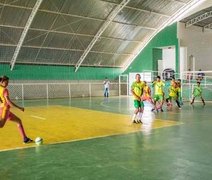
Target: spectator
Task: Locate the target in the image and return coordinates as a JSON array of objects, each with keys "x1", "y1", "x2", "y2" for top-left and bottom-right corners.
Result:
[
  {"x1": 103, "y1": 77, "x2": 110, "y2": 98},
  {"x1": 197, "y1": 69, "x2": 205, "y2": 81}
]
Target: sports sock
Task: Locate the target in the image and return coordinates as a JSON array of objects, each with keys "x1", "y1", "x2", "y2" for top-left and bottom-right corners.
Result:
[
  {"x1": 138, "y1": 112, "x2": 143, "y2": 120},
  {"x1": 132, "y1": 114, "x2": 137, "y2": 121}
]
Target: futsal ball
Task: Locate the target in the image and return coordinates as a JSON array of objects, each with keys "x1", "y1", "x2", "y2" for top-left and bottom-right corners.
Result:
[{"x1": 35, "y1": 137, "x2": 43, "y2": 145}]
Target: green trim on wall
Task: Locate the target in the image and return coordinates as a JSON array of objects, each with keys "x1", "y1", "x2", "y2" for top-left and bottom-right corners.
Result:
[
  {"x1": 124, "y1": 23, "x2": 179, "y2": 74},
  {"x1": 0, "y1": 64, "x2": 122, "y2": 80}
]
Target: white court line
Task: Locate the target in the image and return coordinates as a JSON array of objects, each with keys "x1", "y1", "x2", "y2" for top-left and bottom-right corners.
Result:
[
  {"x1": 30, "y1": 115, "x2": 46, "y2": 120},
  {"x1": 0, "y1": 122, "x2": 183, "y2": 153}
]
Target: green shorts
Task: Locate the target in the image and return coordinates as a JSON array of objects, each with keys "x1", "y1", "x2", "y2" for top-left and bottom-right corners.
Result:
[
  {"x1": 134, "y1": 100, "x2": 144, "y2": 109},
  {"x1": 153, "y1": 94, "x2": 163, "y2": 102},
  {"x1": 194, "y1": 93, "x2": 201, "y2": 98},
  {"x1": 167, "y1": 96, "x2": 177, "y2": 101}
]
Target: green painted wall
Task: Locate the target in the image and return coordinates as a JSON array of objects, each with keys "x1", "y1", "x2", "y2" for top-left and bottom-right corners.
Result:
[
  {"x1": 152, "y1": 48, "x2": 162, "y2": 71},
  {"x1": 124, "y1": 23, "x2": 179, "y2": 74},
  {"x1": 0, "y1": 64, "x2": 122, "y2": 80}
]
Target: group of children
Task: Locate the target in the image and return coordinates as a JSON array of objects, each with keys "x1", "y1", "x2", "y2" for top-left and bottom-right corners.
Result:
[
  {"x1": 0, "y1": 75, "x2": 33, "y2": 144},
  {"x1": 131, "y1": 74, "x2": 205, "y2": 124}
]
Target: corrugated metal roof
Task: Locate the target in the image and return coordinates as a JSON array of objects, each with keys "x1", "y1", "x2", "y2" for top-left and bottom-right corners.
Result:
[{"x1": 0, "y1": 0, "x2": 205, "y2": 69}]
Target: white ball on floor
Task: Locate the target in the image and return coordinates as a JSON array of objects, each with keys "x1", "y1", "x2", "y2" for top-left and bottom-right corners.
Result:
[{"x1": 35, "y1": 137, "x2": 43, "y2": 145}]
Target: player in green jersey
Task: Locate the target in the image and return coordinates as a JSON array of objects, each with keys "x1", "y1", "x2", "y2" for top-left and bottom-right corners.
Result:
[{"x1": 190, "y1": 81, "x2": 205, "y2": 105}]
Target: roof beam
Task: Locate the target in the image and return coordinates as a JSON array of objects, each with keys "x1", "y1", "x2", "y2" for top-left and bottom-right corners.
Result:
[
  {"x1": 105, "y1": 1, "x2": 170, "y2": 18},
  {"x1": 185, "y1": 10, "x2": 212, "y2": 28},
  {"x1": 74, "y1": 0, "x2": 131, "y2": 72},
  {"x1": 169, "y1": 0, "x2": 186, "y2": 5},
  {"x1": 10, "y1": 0, "x2": 43, "y2": 71},
  {"x1": 125, "y1": 6, "x2": 170, "y2": 18},
  {"x1": 0, "y1": 43, "x2": 132, "y2": 56},
  {"x1": 0, "y1": 2, "x2": 170, "y2": 19},
  {"x1": 0, "y1": 61, "x2": 123, "y2": 68}
]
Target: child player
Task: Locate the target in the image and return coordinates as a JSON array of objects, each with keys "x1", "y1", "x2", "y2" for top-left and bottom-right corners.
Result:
[
  {"x1": 166, "y1": 81, "x2": 181, "y2": 110},
  {"x1": 152, "y1": 76, "x2": 165, "y2": 112},
  {"x1": 142, "y1": 81, "x2": 153, "y2": 104},
  {"x1": 176, "y1": 79, "x2": 183, "y2": 105},
  {"x1": 131, "y1": 74, "x2": 145, "y2": 124},
  {"x1": 0, "y1": 76, "x2": 33, "y2": 143},
  {"x1": 190, "y1": 81, "x2": 205, "y2": 106}
]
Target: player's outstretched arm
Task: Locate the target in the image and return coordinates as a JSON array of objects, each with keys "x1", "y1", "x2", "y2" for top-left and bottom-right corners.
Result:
[{"x1": 4, "y1": 95, "x2": 24, "y2": 112}]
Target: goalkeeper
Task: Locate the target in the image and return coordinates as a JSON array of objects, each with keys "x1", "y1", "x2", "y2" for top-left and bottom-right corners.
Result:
[{"x1": 191, "y1": 81, "x2": 205, "y2": 105}]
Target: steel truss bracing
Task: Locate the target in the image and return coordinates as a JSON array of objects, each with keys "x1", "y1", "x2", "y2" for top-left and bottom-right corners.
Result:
[
  {"x1": 74, "y1": 0, "x2": 131, "y2": 72},
  {"x1": 203, "y1": 23, "x2": 212, "y2": 31},
  {"x1": 10, "y1": 0, "x2": 43, "y2": 71},
  {"x1": 185, "y1": 10, "x2": 212, "y2": 28}
]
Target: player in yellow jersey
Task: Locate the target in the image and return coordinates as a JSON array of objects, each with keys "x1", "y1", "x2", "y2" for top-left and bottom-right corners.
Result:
[
  {"x1": 151, "y1": 76, "x2": 165, "y2": 112},
  {"x1": 142, "y1": 81, "x2": 153, "y2": 104},
  {"x1": 131, "y1": 74, "x2": 145, "y2": 123},
  {"x1": 0, "y1": 76, "x2": 33, "y2": 143},
  {"x1": 176, "y1": 79, "x2": 183, "y2": 105},
  {"x1": 166, "y1": 81, "x2": 181, "y2": 110}
]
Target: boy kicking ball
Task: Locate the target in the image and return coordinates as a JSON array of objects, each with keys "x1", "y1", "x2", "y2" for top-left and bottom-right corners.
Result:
[{"x1": 0, "y1": 76, "x2": 33, "y2": 144}]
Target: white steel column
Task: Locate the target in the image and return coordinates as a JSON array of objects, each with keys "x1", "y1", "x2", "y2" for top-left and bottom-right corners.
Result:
[
  {"x1": 75, "y1": 0, "x2": 131, "y2": 72},
  {"x1": 10, "y1": 0, "x2": 43, "y2": 70}
]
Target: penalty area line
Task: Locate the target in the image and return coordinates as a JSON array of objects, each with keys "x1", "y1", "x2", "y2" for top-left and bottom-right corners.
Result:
[{"x1": 30, "y1": 115, "x2": 46, "y2": 120}]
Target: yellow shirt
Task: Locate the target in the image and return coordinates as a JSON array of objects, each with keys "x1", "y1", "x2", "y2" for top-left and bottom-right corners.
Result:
[
  {"x1": 152, "y1": 81, "x2": 165, "y2": 95},
  {"x1": 131, "y1": 81, "x2": 145, "y2": 100},
  {"x1": 0, "y1": 85, "x2": 9, "y2": 108},
  {"x1": 143, "y1": 85, "x2": 151, "y2": 97},
  {"x1": 169, "y1": 86, "x2": 179, "y2": 98}
]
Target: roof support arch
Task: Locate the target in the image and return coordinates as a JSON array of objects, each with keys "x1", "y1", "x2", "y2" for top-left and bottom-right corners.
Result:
[
  {"x1": 74, "y1": 0, "x2": 131, "y2": 72},
  {"x1": 10, "y1": 0, "x2": 43, "y2": 71}
]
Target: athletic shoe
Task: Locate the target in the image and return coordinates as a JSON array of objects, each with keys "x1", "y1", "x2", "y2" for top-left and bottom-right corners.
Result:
[
  {"x1": 23, "y1": 137, "x2": 33, "y2": 144},
  {"x1": 151, "y1": 108, "x2": 154, "y2": 112},
  {"x1": 133, "y1": 120, "x2": 138, "y2": 124},
  {"x1": 161, "y1": 109, "x2": 164, "y2": 112},
  {"x1": 138, "y1": 119, "x2": 143, "y2": 124}
]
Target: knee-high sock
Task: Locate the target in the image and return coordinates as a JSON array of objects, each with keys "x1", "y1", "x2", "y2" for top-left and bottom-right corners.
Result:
[
  {"x1": 132, "y1": 114, "x2": 137, "y2": 121},
  {"x1": 138, "y1": 112, "x2": 143, "y2": 120}
]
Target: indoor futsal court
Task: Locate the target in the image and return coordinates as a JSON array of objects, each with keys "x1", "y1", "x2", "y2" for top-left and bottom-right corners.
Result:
[{"x1": 0, "y1": 0, "x2": 212, "y2": 179}]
